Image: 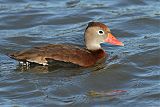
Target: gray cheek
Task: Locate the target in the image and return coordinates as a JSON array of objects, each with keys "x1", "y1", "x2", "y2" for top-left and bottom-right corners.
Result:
[
  {"x1": 101, "y1": 34, "x2": 107, "y2": 42},
  {"x1": 102, "y1": 34, "x2": 106, "y2": 40},
  {"x1": 96, "y1": 35, "x2": 105, "y2": 43}
]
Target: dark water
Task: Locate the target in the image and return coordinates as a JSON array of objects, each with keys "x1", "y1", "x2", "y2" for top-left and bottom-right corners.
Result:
[{"x1": 0, "y1": 0, "x2": 160, "y2": 107}]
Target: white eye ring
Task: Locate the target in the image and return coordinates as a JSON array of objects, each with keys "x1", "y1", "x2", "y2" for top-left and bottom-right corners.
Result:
[{"x1": 98, "y1": 30, "x2": 104, "y2": 35}]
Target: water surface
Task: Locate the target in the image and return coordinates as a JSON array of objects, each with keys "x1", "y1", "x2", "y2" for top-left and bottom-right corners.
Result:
[{"x1": 0, "y1": 0, "x2": 160, "y2": 107}]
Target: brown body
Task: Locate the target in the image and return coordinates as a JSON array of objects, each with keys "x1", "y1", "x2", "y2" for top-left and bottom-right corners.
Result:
[
  {"x1": 10, "y1": 44, "x2": 106, "y2": 67},
  {"x1": 9, "y1": 22, "x2": 123, "y2": 67}
]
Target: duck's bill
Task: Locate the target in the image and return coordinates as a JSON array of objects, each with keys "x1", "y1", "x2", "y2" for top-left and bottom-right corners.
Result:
[{"x1": 105, "y1": 33, "x2": 124, "y2": 46}]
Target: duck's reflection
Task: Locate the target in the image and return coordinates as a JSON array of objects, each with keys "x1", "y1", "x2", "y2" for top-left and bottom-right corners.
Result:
[{"x1": 14, "y1": 60, "x2": 107, "y2": 77}]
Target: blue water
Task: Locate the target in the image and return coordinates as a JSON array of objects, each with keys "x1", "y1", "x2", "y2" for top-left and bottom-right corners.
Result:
[{"x1": 0, "y1": 0, "x2": 160, "y2": 107}]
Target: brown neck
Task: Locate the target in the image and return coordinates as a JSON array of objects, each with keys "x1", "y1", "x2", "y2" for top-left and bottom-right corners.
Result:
[{"x1": 89, "y1": 49, "x2": 106, "y2": 60}]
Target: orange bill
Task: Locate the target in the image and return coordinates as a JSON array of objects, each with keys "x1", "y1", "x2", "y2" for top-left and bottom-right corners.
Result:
[{"x1": 105, "y1": 33, "x2": 124, "y2": 46}]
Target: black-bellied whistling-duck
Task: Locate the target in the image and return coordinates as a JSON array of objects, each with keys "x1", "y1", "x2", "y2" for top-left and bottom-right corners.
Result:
[{"x1": 9, "y1": 22, "x2": 124, "y2": 67}]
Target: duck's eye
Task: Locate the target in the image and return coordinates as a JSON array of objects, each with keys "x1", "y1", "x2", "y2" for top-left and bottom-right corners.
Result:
[{"x1": 98, "y1": 30, "x2": 104, "y2": 35}]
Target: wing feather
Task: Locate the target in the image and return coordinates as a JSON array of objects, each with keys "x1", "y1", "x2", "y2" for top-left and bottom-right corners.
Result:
[{"x1": 9, "y1": 44, "x2": 96, "y2": 67}]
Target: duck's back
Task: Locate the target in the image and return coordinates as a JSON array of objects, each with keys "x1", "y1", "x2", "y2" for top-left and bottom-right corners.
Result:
[{"x1": 9, "y1": 44, "x2": 106, "y2": 67}]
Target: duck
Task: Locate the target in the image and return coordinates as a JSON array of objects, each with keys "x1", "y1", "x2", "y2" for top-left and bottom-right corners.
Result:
[{"x1": 9, "y1": 22, "x2": 124, "y2": 67}]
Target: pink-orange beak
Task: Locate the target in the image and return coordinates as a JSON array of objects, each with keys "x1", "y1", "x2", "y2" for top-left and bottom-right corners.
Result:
[{"x1": 105, "y1": 33, "x2": 124, "y2": 46}]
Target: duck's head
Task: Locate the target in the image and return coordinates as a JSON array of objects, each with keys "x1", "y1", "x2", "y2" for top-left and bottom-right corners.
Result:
[{"x1": 85, "y1": 22, "x2": 124, "y2": 50}]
